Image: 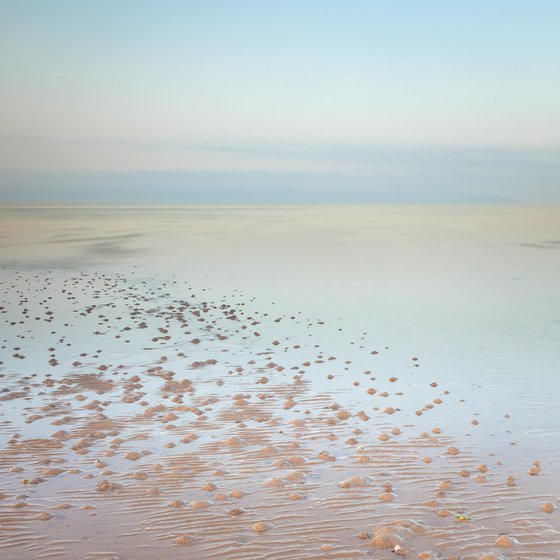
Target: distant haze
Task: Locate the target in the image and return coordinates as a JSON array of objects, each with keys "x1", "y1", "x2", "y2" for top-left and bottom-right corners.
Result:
[{"x1": 1, "y1": 1, "x2": 559, "y2": 203}]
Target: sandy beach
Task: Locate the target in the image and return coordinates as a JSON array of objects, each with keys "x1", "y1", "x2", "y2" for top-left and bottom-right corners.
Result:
[{"x1": 1, "y1": 205, "x2": 560, "y2": 560}]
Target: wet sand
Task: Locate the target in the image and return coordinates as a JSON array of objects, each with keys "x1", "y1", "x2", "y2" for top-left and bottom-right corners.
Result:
[{"x1": 1, "y1": 205, "x2": 560, "y2": 559}]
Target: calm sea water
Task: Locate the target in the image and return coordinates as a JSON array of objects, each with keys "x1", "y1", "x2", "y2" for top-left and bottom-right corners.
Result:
[{"x1": 1, "y1": 204, "x2": 560, "y2": 455}]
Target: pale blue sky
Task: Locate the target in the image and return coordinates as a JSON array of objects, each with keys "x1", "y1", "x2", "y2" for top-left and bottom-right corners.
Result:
[{"x1": 1, "y1": 0, "x2": 559, "y2": 202}]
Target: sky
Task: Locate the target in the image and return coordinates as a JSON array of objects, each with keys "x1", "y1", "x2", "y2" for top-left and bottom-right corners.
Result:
[{"x1": 0, "y1": 0, "x2": 559, "y2": 203}]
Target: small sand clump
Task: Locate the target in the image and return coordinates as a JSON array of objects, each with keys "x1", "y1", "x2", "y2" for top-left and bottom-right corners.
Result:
[
  {"x1": 378, "y1": 492, "x2": 394, "y2": 502},
  {"x1": 541, "y1": 502, "x2": 556, "y2": 513},
  {"x1": 284, "y1": 470, "x2": 305, "y2": 482},
  {"x1": 124, "y1": 451, "x2": 141, "y2": 461},
  {"x1": 495, "y1": 535, "x2": 514, "y2": 548},
  {"x1": 190, "y1": 500, "x2": 212, "y2": 509},
  {"x1": 259, "y1": 444, "x2": 278, "y2": 455},
  {"x1": 43, "y1": 467, "x2": 64, "y2": 476},
  {"x1": 287, "y1": 493, "x2": 304, "y2": 501},
  {"x1": 318, "y1": 451, "x2": 336, "y2": 462},
  {"x1": 96, "y1": 479, "x2": 122, "y2": 492},
  {"x1": 52, "y1": 503, "x2": 73, "y2": 510},
  {"x1": 369, "y1": 525, "x2": 407, "y2": 549},
  {"x1": 132, "y1": 472, "x2": 147, "y2": 480},
  {"x1": 264, "y1": 477, "x2": 285, "y2": 488},
  {"x1": 283, "y1": 398, "x2": 296, "y2": 410},
  {"x1": 338, "y1": 476, "x2": 369, "y2": 489},
  {"x1": 168, "y1": 500, "x2": 184, "y2": 508},
  {"x1": 252, "y1": 522, "x2": 271, "y2": 533},
  {"x1": 175, "y1": 534, "x2": 192, "y2": 545}
]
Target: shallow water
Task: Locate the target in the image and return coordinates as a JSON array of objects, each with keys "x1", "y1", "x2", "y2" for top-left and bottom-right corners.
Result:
[{"x1": 1, "y1": 204, "x2": 559, "y2": 559}]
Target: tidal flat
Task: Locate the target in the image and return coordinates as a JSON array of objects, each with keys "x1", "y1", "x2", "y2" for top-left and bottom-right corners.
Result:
[{"x1": 1, "y1": 204, "x2": 559, "y2": 559}]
